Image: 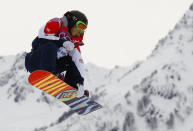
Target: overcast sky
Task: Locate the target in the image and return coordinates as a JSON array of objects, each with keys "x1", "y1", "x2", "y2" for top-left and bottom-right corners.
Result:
[{"x1": 0, "y1": 0, "x2": 192, "y2": 68}]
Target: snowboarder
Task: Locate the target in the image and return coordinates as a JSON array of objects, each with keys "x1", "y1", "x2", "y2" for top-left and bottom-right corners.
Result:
[{"x1": 25, "y1": 10, "x2": 89, "y2": 98}]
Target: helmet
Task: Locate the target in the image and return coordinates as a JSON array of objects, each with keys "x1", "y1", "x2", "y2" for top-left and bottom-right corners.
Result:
[{"x1": 64, "y1": 10, "x2": 88, "y2": 35}]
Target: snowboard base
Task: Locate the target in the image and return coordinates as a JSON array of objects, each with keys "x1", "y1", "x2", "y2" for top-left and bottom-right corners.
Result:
[{"x1": 28, "y1": 70, "x2": 102, "y2": 115}]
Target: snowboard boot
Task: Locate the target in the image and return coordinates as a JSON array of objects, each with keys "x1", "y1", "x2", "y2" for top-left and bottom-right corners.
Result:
[
  {"x1": 56, "y1": 73, "x2": 65, "y2": 81},
  {"x1": 84, "y1": 90, "x2": 89, "y2": 97}
]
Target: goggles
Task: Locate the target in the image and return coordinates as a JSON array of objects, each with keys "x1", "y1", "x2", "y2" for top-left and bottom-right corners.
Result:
[{"x1": 76, "y1": 21, "x2": 87, "y2": 34}]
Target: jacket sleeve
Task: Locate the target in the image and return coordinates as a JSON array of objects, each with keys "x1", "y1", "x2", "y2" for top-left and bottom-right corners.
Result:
[
  {"x1": 69, "y1": 48, "x2": 85, "y2": 81},
  {"x1": 38, "y1": 18, "x2": 61, "y2": 40}
]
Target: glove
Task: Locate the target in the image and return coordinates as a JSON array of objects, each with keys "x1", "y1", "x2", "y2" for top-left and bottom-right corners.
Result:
[
  {"x1": 63, "y1": 41, "x2": 75, "y2": 52},
  {"x1": 57, "y1": 47, "x2": 68, "y2": 59},
  {"x1": 76, "y1": 83, "x2": 85, "y2": 98}
]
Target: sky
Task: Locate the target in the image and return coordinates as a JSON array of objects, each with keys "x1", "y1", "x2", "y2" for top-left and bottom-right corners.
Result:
[{"x1": 0, "y1": 0, "x2": 192, "y2": 68}]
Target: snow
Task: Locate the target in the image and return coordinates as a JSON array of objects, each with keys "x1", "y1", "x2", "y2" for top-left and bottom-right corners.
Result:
[{"x1": 0, "y1": 100, "x2": 64, "y2": 131}]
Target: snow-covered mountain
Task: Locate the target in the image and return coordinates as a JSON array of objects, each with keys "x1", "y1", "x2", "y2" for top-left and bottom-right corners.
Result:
[{"x1": 2, "y1": 3, "x2": 193, "y2": 131}]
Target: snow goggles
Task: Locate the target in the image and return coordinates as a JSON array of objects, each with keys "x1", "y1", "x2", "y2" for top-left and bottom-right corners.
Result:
[{"x1": 76, "y1": 21, "x2": 87, "y2": 34}]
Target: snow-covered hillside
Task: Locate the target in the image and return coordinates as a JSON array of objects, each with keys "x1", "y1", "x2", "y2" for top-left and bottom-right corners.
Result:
[{"x1": 2, "y1": 3, "x2": 193, "y2": 131}]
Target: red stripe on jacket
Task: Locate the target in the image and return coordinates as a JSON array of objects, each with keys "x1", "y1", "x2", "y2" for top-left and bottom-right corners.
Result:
[{"x1": 43, "y1": 18, "x2": 84, "y2": 53}]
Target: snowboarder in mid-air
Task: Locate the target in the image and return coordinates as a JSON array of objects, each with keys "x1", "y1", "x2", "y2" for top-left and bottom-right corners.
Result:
[{"x1": 25, "y1": 10, "x2": 89, "y2": 98}]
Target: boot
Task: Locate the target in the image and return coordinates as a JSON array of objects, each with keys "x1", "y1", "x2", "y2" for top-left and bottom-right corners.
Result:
[
  {"x1": 84, "y1": 90, "x2": 89, "y2": 97},
  {"x1": 56, "y1": 73, "x2": 65, "y2": 81}
]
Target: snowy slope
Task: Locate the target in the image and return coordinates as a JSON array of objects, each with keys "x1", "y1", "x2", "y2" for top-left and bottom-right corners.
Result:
[
  {"x1": 0, "y1": 52, "x2": 68, "y2": 131},
  {"x1": 2, "y1": 3, "x2": 193, "y2": 131}
]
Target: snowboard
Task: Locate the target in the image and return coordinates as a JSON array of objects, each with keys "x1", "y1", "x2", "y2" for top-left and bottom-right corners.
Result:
[{"x1": 28, "y1": 70, "x2": 102, "y2": 115}]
